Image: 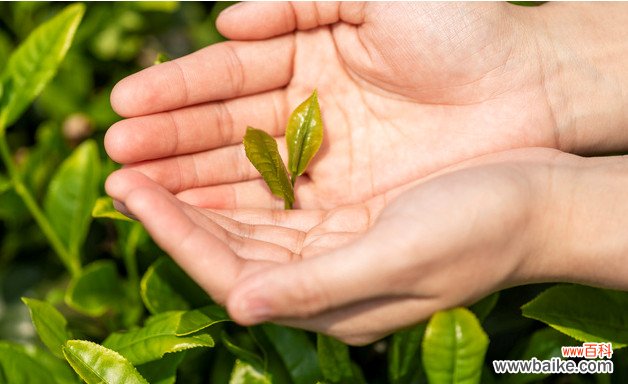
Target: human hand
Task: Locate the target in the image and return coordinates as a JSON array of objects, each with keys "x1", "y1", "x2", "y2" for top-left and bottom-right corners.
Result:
[
  {"x1": 107, "y1": 147, "x2": 628, "y2": 344},
  {"x1": 105, "y1": 2, "x2": 598, "y2": 211}
]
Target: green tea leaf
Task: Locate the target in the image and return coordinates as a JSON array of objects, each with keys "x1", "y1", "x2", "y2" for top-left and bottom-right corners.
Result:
[
  {"x1": 230, "y1": 360, "x2": 272, "y2": 384},
  {"x1": 140, "y1": 256, "x2": 211, "y2": 315},
  {"x1": 44, "y1": 139, "x2": 100, "y2": 271},
  {"x1": 286, "y1": 90, "x2": 323, "y2": 180},
  {"x1": 65, "y1": 260, "x2": 125, "y2": 317},
  {"x1": 506, "y1": 328, "x2": 577, "y2": 384},
  {"x1": 0, "y1": 3, "x2": 85, "y2": 128},
  {"x1": 388, "y1": 322, "x2": 427, "y2": 384},
  {"x1": 422, "y1": 308, "x2": 488, "y2": 384},
  {"x1": 0, "y1": 341, "x2": 79, "y2": 384},
  {"x1": 136, "y1": 352, "x2": 186, "y2": 384},
  {"x1": 21, "y1": 297, "x2": 70, "y2": 358},
  {"x1": 176, "y1": 305, "x2": 230, "y2": 336},
  {"x1": 92, "y1": 196, "x2": 133, "y2": 222},
  {"x1": 317, "y1": 334, "x2": 361, "y2": 384},
  {"x1": 522, "y1": 284, "x2": 628, "y2": 347},
  {"x1": 103, "y1": 311, "x2": 215, "y2": 365},
  {"x1": 63, "y1": 340, "x2": 148, "y2": 384},
  {"x1": 243, "y1": 127, "x2": 294, "y2": 205},
  {"x1": 262, "y1": 324, "x2": 322, "y2": 384}
]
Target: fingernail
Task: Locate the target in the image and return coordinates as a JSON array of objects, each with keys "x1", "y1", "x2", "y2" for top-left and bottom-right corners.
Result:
[{"x1": 240, "y1": 297, "x2": 272, "y2": 324}]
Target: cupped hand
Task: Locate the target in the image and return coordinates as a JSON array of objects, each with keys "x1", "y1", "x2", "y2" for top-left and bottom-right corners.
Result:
[
  {"x1": 106, "y1": 147, "x2": 580, "y2": 345},
  {"x1": 105, "y1": 2, "x2": 559, "y2": 210}
]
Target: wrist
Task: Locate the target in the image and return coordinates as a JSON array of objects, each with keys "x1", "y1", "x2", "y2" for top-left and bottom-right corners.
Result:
[
  {"x1": 523, "y1": 3, "x2": 628, "y2": 154},
  {"x1": 529, "y1": 155, "x2": 628, "y2": 290}
]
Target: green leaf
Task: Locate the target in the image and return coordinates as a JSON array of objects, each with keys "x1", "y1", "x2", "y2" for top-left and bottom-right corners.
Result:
[
  {"x1": 0, "y1": 341, "x2": 79, "y2": 384},
  {"x1": 262, "y1": 324, "x2": 322, "y2": 384},
  {"x1": 506, "y1": 328, "x2": 577, "y2": 384},
  {"x1": 140, "y1": 257, "x2": 212, "y2": 315},
  {"x1": 136, "y1": 352, "x2": 186, "y2": 384},
  {"x1": 286, "y1": 90, "x2": 323, "y2": 180},
  {"x1": 65, "y1": 260, "x2": 125, "y2": 317},
  {"x1": 21, "y1": 297, "x2": 70, "y2": 358},
  {"x1": 388, "y1": 322, "x2": 427, "y2": 384},
  {"x1": 92, "y1": 196, "x2": 133, "y2": 222},
  {"x1": 243, "y1": 127, "x2": 294, "y2": 206},
  {"x1": 176, "y1": 305, "x2": 230, "y2": 336},
  {"x1": 317, "y1": 334, "x2": 361, "y2": 384},
  {"x1": 522, "y1": 284, "x2": 628, "y2": 347},
  {"x1": 0, "y1": 3, "x2": 85, "y2": 128},
  {"x1": 63, "y1": 340, "x2": 148, "y2": 384},
  {"x1": 103, "y1": 311, "x2": 215, "y2": 365},
  {"x1": 44, "y1": 139, "x2": 100, "y2": 270},
  {"x1": 230, "y1": 360, "x2": 272, "y2": 384},
  {"x1": 422, "y1": 308, "x2": 489, "y2": 384},
  {"x1": 222, "y1": 331, "x2": 265, "y2": 369},
  {"x1": 469, "y1": 292, "x2": 500, "y2": 323}
]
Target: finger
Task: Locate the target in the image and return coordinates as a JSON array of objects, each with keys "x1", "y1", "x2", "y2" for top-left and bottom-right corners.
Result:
[
  {"x1": 196, "y1": 209, "x2": 309, "y2": 257},
  {"x1": 110, "y1": 36, "x2": 295, "y2": 117},
  {"x1": 107, "y1": 169, "x2": 304, "y2": 262},
  {"x1": 109, "y1": 174, "x2": 246, "y2": 302},
  {"x1": 175, "y1": 177, "x2": 321, "y2": 210},
  {"x1": 105, "y1": 89, "x2": 289, "y2": 164},
  {"x1": 226, "y1": 224, "x2": 406, "y2": 325},
  {"x1": 123, "y1": 137, "x2": 289, "y2": 194},
  {"x1": 217, "y1": 2, "x2": 366, "y2": 40},
  {"x1": 279, "y1": 296, "x2": 439, "y2": 346}
]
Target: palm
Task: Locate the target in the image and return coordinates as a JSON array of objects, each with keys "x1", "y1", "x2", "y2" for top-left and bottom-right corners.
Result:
[
  {"x1": 285, "y1": 3, "x2": 556, "y2": 207},
  {"x1": 106, "y1": 2, "x2": 555, "y2": 210}
]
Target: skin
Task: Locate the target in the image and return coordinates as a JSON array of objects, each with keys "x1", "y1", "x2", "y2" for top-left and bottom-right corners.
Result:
[{"x1": 105, "y1": 2, "x2": 628, "y2": 344}]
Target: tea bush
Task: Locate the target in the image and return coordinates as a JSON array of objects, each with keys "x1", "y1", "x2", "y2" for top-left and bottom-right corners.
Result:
[{"x1": 0, "y1": 3, "x2": 626, "y2": 383}]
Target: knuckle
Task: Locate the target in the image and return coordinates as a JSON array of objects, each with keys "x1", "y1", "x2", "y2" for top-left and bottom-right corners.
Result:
[{"x1": 221, "y1": 44, "x2": 245, "y2": 96}]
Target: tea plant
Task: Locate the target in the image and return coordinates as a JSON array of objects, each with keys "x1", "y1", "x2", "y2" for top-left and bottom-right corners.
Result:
[{"x1": 1, "y1": 3, "x2": 627, "y2": 384}]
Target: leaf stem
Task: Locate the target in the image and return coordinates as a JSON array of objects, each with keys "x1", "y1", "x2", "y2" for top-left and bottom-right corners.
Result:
[{"x1": 0, "y1": 132, "x2": 79, "y2": 276}]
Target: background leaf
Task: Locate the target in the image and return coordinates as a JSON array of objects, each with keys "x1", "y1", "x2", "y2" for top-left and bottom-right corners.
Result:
[
  {"x1": 136, "y1": 352, "x2": 186, "y2": 384},
  {"x1": 522, "y1": 284, "x2": 628, "y2": 347},
  {"x1": 63, "y1": 340, "x2": 148, "y2": 384},
  {"x1": 504, "y1": 327, "x2": 577, "y2": 384},
  {"x1": 140, "y1": 256, "x2": 211, "y2": 315},
  {"x1": 317, "y1": 334, "x2": 362, "y2": 384},
  {"x1": 222, "y1": 331, "x2": 265, "y2": 370},
  {"x1": 21, "y1": 297, "x2": 70, "y2": 358},
  {"x1": 44, "y1": 139, "x2": 100, "y2": 270},
  {"x1": 230, "y1": 359, "x2": 272, "y2": 384},
  {"x1": 0, "y1": 3, "x2": 85, "y2": 128},
  {"x1": 65, "y1": 260, "x2": 125, "y2": 317},
  {"x1": 285, "y1": 90, "x2": 323, "y2": 179},
  {"x1": 388, "y1": 322, "x2": 427, "y2": 384},
  {"x1": 469, "y1": 292, "x2": 500, "y2": 323},
  {"x1": 0, "y1": 341, "x2": 79, "y2": 384},
  {"x1": 103, "y1": 311, "x2": 215, "y2": 365},
  {"x1": 422, "y1": 308, "x2": 489, "y2": 384},
  {"x1": 262, "y1": 324, "x2": 322, "y2": 384},
  {"x1": 243, "y1": 127, "x2": 294, "y2": 205}
]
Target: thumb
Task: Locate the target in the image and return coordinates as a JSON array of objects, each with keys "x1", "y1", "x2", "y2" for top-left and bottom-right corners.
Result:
[
  {"x1": 216, "y1": 2, "x2": 366, "y2": 40},
  {"x1": 226, "y1": 224, "x2": 406, "y2": 326}
]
